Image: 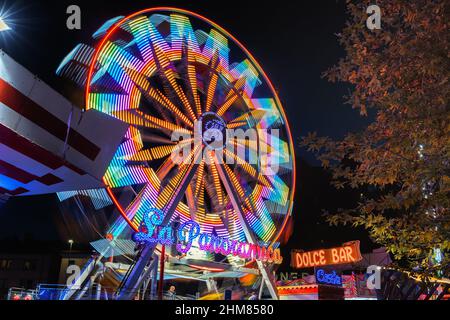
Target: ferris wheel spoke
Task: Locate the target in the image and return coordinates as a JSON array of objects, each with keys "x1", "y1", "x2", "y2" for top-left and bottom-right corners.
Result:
[
  {"x1": 226, "y1": 121, "x2": 248, "y2": 129},
  {"x1": 155, "y1": 142, "x2": 201, "y2": 183},
  {"x1": 194, "y1": 178, "x2": 207, "y2": 222},
  {"x1": 181, "y1": 43, "x2": 203, "y2": 117},
  {"x1": 155, "y1": 145, "x2": 202, "y2": 216},
  {"x1": 194, "y1": 160, "x2": 205, "y2": 197},
  {"x1": 147, "y1": 87, "x2": 194, "y2": 128},
  {"x1": 206, "y1": 151, "x2": 230, "y2": 219},
  {"x1": 222, "y1": 149, "x2": 272, "y2": 188},
  {"x1": 204, "y1": 176, "x2": 227, "y2": 223},
  {"x1": 228, "y1": 109, "x2": 268, "y2": 129},
  {"x1": 215, "y1": 157, "x2": 277, "y2": 245},
  {"x1": 157, "y1": 165, "x2": 200, "y2": 225},
  {"x1": 207, "y1": 151, "x2": 224, "y2": 206},
  {"x1": 193, "y1": 159, "x2": 207, "y2": 220},
  {"x1": 123, "y1": 65, "x2": 194, "y2": 128},
  {"x1": 185, "y1": 183, "x2": 197, "y2": 220},
  {"x1": 134, "y1": 111, "x2": 192, "y2": 135},
  {"x1": 228, "y1": 137, "x2": 259, "y2": 154},
  {"x1": 156, "y1": 157, "x2": 176, "y2": 180},
  {"x1": 160, "y1": 67, "x2": 197, "y2": 123},
  {"x1": 127, "y1": 183, "x2": 160, "y2": 226},
  {"x1": 112, "y1": 109, "x2": 191, "y2": 138},
  {"x1": 141, "y1": 134, "x2": 177, "y2": 146},
  {"x1": 205, "y1": 51, "x2": 220, "y2": 113},
  {"x1": 126, "y1": 145, "x2": 175, "y2": 162},
  {"x1": 212, "y1": 154, "x2": 256, "y2": 243},
  {"x1": 216, "y1": 77, "x2": 246, "y2": 117},
  {"x1": 147, "y1": 22, "x2": 197, "y2": 122},
  {"x1": 125, "y1": 139, "x2": 194, "y2": 162}
]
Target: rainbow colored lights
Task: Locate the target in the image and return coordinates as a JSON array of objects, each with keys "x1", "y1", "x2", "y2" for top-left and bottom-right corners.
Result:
[{"x1": 59, "y1": 8, "x2": 296, "y2": 267}]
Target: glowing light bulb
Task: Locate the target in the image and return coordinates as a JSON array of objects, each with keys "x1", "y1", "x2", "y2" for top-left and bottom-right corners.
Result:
[{"x1": 0, "y1": 17, "x2": 11, "y2": 31}]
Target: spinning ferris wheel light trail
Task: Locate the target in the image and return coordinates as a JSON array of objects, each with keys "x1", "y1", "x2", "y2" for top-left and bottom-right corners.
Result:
[{"x1": 55, "y1": 7, "x2": 296, "y2": 300}]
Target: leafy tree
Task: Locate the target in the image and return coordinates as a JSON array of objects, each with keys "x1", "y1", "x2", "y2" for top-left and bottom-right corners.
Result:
[{"x1": 301, "y1": 0, "x2": 449, "y2": 276}]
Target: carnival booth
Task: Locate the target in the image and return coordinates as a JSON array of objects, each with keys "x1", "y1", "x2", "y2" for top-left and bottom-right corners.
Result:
[{"x1": 277, "y1": 242, "x2": 364, "y2": 300}]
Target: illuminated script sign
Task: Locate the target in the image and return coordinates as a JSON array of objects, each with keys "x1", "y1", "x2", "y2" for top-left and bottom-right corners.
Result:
[
  {"x1": 291, "y1": 241, "x2": 362, "y2": 269},
  {"x1": 133, "y1": 209, "x2": 283, "y2": 264},
  {"x1": 315, "y1": 269, "x2": 342, "y2": 286}
]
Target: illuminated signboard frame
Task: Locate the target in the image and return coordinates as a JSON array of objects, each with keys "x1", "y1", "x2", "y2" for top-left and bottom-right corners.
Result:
[
  {"x1": 134, "y1": 209, "x2": 283, "y2": 264},
  {"x1": 291, "y1": 241, "x2": 362, "y2": 269}
]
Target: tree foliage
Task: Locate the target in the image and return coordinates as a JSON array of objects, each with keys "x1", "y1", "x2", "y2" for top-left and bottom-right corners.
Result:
[{"x1": 301, "y1": 0, "x2": 449, "y2": 276}]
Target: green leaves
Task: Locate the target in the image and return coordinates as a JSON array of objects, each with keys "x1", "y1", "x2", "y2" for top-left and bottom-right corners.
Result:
[{"x1": 302, "y1": 0, "x2": 449, "y2": 278}]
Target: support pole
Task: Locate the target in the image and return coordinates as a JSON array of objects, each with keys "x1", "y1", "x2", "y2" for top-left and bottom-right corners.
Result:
[
  {"x1": 158, "y1": 244, "x2": 166, "y2": 300},
  {"x1": 95, "y1": 283, "x2": 102, "y2": 300},
  {"x1": 150, "y1": 254, "x2": 158, "y2": 300},
  {"x1": 258, "y1": 278, "x2": 265, "y2": 300}
]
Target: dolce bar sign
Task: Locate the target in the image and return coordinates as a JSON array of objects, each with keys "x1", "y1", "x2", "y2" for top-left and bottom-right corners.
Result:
[{"x1": 291, "y1": 241, "x2": 362, "y2": 269}]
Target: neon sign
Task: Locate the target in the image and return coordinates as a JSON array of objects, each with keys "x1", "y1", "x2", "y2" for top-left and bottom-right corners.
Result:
[
  {"x1": 133, "y1": 209, "x2": 283, "y2": 264},
  {"x1": 291, "y1": 241, "x2": 362, "y2": 269},
  {"x1": 315, "y1": 269, "x2": 342, "y2": 286}
]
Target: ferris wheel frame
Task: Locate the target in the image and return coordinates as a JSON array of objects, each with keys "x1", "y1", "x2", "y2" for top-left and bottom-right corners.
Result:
[{"x1": 85, "y1": 6, "x2": 296, "y2": 248}]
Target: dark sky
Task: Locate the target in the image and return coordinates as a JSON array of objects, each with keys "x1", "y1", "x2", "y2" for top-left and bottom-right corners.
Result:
[
  {"x1": 0, "y1": 1, "x2": 374, "y2": 250},
  {"x1": 1, "y1": 0, "x2": 370, "y2": 159}
]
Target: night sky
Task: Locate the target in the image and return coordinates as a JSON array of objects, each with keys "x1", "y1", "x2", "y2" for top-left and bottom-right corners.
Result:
[{"x1": 0, "y1": 1, "x2": 375, "y2": 253}]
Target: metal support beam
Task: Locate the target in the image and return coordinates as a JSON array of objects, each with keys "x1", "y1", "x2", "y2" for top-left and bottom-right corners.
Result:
[
  {"x1": 258, "y1": 278, "x2": 265, "y2": 300},
  {"x1": 62, "y1": 258, "x2": 97, "y2": 300},
  {"x1": 116, "y1": 245, "x2": 155, "y2": 300},
  {"x1": 95, "y1": 283, "x2": 102, "y2": 300},
  {"x1": 73, "y1": 261, "x2": 103, "y2": 300},
  {"x1": 158, "y1": 244, "x2": 166, "y2": 300},
  {"x1": 115, "y1": 149, "x2": 201, "y2": 300},
  {"x1": 205, "y1": 274, "x2": 218, "y2": 294},
  {"x1": 150, "y1": 255, "x2": 158, "y2": 300},
  {"x1": 141, "y1": 255, "x2": 159, "y2": 300},
  {"x1": 214, "y1": 157, "x2": 279, "y2": 300}
]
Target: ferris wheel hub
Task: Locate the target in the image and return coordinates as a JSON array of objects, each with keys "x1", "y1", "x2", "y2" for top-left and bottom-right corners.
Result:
[{"x1": 199, "y1": 112, "x2": 227, "y2": 150}]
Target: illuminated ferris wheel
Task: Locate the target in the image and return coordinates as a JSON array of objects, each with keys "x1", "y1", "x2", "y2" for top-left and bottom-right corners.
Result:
[{"x1": 59, "y1": 8, "x2": 295, "y2": 267}]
